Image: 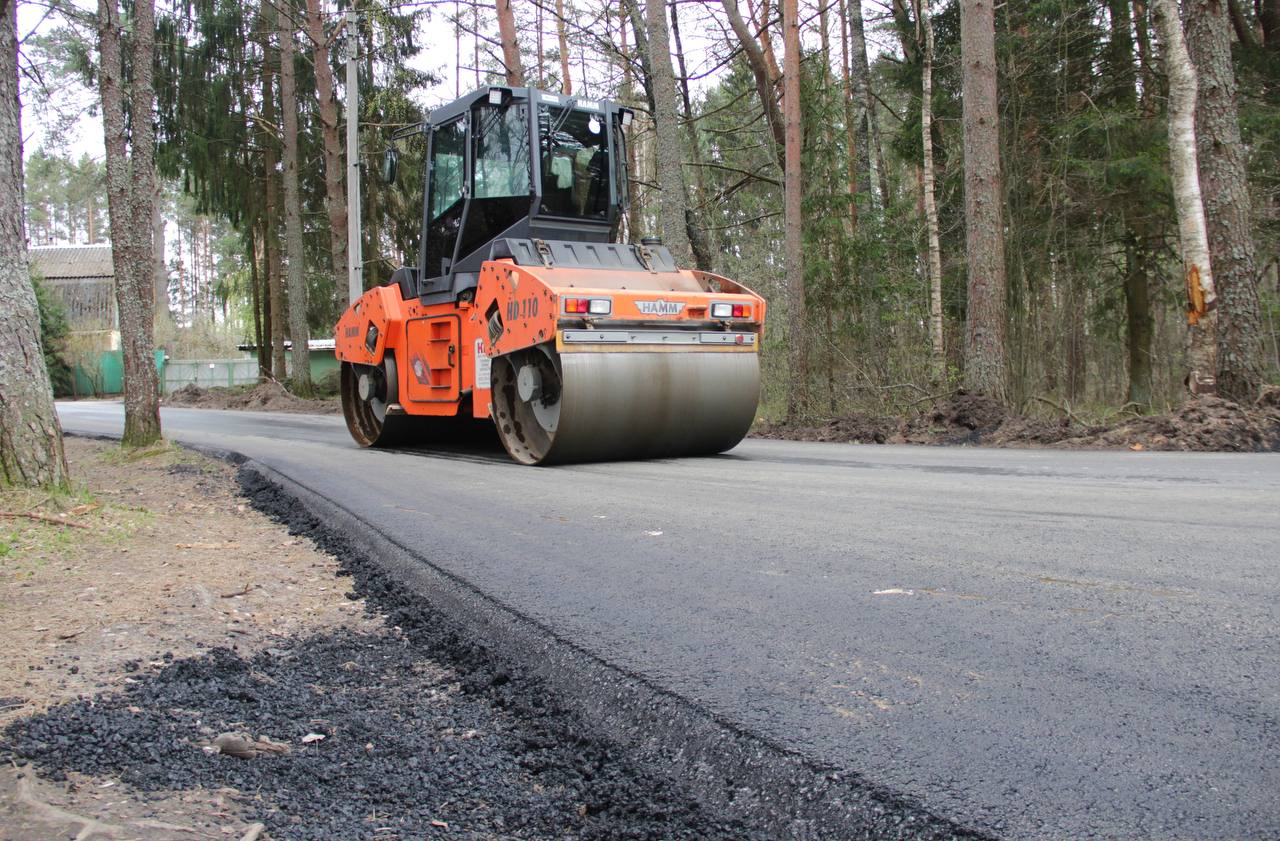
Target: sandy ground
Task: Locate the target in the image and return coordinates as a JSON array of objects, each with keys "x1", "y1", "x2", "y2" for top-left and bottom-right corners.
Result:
[
  {"x1": 0, "y1": 437, "x2": 377, "y2": 840},
  {"x1": 164, "y1": 383, "x2": 340, "y2": 415}
]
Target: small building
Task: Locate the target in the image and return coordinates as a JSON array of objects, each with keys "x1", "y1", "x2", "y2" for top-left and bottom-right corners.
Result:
[
  {"x1": 29, "y1": 244, "x2": 118, "y2": 351},
  {"x1": 30, "y1": 244, "x2": 126, "y2": 395}
]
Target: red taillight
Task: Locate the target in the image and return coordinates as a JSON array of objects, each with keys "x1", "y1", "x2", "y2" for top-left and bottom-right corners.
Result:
[
  {"x1": 732, "y1": 304, "x2": 748, "y2": 318},
  {"x1": 565, "y1": 298, "x2": 587, "y2": 313}
]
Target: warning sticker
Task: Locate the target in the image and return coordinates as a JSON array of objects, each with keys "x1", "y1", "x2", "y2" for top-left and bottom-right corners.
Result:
[{"x1": 474, "y1": 339, "x2": 491, "y2": 389}]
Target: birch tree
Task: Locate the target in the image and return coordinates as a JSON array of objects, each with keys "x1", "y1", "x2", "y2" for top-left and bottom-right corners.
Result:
[
  {"x1": 918, "y1": 0, "x2": 944, "y2": 381},
  {"x1": 0, "y1": 0, "x2": 68, "y2": 486},
  {"x1": 1186, "y1": 0, "x2": 1263, "y2": 401},
  {"x1": 97, "y1": 0, "x2": 162, "y2": 446},
  {"x1": 1151, "y1": 0, "x2": 1218, "y2": 395}
]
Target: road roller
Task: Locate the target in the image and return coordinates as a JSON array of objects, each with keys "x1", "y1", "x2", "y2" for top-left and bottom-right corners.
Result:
[{"x1": 334, "y1": 85, "x2": 766, "y2": 464}]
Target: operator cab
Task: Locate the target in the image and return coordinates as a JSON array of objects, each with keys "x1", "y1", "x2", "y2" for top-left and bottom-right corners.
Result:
[{"x1": 387, "y1": 87, "x2": 636, "y2": 305}]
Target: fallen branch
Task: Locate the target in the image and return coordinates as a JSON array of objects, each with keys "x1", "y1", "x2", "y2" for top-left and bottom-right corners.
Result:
[
  {"x1": 0, "y1": 511, "x2": 90, "y2": 529},
  {"x1": 1032, "y1": 395, "x2": 1088, "y2": 428}
]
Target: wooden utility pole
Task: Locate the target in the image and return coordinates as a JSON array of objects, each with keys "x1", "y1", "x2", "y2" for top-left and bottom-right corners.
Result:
[
  {"x1": 782, "y1": 0, "x2": 806, "y2": 419},
  {"x1": 279, "y1": 0, "x2": 312, "y2": 394}
]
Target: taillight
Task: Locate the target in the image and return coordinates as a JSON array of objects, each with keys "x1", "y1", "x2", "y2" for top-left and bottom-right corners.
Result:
[
  {"x1": 712, "y1": 302, "x2": 751, "y2": 319},
  {"x1": 563, "y1": 297, "x2": 611, "y2": 315}
]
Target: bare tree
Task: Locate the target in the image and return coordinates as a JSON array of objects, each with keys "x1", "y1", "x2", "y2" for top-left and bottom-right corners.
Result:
[
  {"x1": 0, "y1": 0, "x2": 68, "y2": 486},
  {"x1": 279, "y1": 0, "x2": 311, "y2": 395},
  {"x1": 722, "y1": 0, "x2": 785, "y2": 165},
  {"x1": 959, "y1": 0, "x2": 1008, "y2": 400},
  {"x1": 1186, "y1": 0, "x2": 1263, "y2": 401},
  {"x1": 782, "y1": 0, "x2": 806, "y2": 418},
  {"x1": 556, "y1": 0, "x2": 573, "y2": 93},
  {"x1": 97, "y1": 0, "x2": 162, "y2": 446},
  {"x1": 304, "y1": 0, "x2": 349, "y2": 308},
  {"x1": 1151, "y1": 0, "x2": 1218, "y2": 395},
  {"x1": 918, "y1": 0, "x2": 944, "y2": 382},
  {"x1": 644, "y1": 0, "x2": 693, "y2": 264},
  {"x1": 496, "y1": 0, "x2": 525, "y2": 85}
]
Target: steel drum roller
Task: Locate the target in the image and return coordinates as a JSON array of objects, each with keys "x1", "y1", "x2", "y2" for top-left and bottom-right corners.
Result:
[{"x1": 492, "y1": 348, "x2": 760, "y2": 465}]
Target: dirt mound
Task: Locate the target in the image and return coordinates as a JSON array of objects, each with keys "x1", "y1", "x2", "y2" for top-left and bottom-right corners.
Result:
[
  {"x1": 754, "y1": 412, "x2": 898, "y2": 444},
  {"x1": 899, "y1": 390, "x2": 1009, "y2": 445},
  {"x1": 1058, "y1": 395, "x2": 1280, "y2": 452},
  {"x1": 165, "y1": 382, "x2": 339, "y2": 415},
  {"x1": 756, "y1": 387, "x2": 1280, "y2": 452}
]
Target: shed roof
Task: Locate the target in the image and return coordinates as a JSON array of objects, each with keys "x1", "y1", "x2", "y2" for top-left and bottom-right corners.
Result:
[{"x1": 29, "y1": 245, "x2": 114, "y2": 281}]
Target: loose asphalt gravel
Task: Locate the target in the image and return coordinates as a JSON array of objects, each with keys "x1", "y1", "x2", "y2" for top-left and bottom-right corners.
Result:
[{"x1": 43, "y1": 401, "x2": 1280, "y2": 840}]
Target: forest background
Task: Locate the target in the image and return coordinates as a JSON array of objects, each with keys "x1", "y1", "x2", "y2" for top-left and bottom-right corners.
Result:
[{"x1": 16, "y1": 0, "x2": 1280, "y2": 425}]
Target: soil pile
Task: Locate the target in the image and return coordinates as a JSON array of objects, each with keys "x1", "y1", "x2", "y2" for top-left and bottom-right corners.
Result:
[
  {"x1": 1058, "y1": 392, "x2": 1280, "y2": 451},
  {"x1": 754, "y1": 411, "x2": 898, "y2": 444},
  {"x1": 756, "y1": 387, "x2": 1280, "y2": 452},
  {"x1": 166, "y1": 382, "x2": 339, "y2": 415}
]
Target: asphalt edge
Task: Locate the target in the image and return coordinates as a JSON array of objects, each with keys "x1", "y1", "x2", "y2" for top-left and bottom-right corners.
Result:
[{"x1": 229, "y1": 451, "x2": 992, "y2": 841}]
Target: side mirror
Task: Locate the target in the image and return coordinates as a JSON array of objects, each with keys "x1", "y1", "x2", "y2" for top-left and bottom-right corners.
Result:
[{"x1": 382, "y1": 148, "x2": 399, "y2": 185}]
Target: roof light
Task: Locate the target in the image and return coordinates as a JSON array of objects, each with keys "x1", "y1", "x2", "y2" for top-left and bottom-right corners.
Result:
[
  {"x1": 619, "y1": 108, "x2": 634, "y2": 128},
  {"x1": 488, "y1": 86, "x2": 511, "y2": 106}
]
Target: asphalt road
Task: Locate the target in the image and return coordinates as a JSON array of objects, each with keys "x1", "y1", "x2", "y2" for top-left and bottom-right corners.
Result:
[{"x1": 57, "y1": 401, "x2": 1280, "y2": 840}]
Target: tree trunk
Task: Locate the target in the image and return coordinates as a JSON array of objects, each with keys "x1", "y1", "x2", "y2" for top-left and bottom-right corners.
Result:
[
  {"x1": 721, "y1": 0, "x2": 786, "y2": 166},
  {"x1": 260, "y1": 4, "x2": 288, "y2": 381},
  {"x1": 556, "y1": 0, "x2": 572, "y2": 93},
  {"x1": 959, "y1": 0, "x2": 1008, "y2": 400},
  {"x1": 152, "y1": 178, "x2": 170, "y2": 324},
  {"x1": 848, "y1": 0, "x2": 888, "y2": 205},
  {"x1": 304, "y1": 0, "x2": 348, "y2": 308},
  {"x1": 1151, "y1": 0, "x2": 1218, "y2": 395},
  {"x1": 0, "y1": 0, "x2": 68, "y2": 487},
  {"x1": 669, "y1": 1, "x2": 715, "y2": 269},
  {"x1": 644, "y1": 0, "x2": 693, "y2": 264},
  {"x1": 249, "y1": 224, "x2": 264, "y2": 375},
  {"x1": 279, "y1": 2, "x2": 311, "y2": 396},
  {"x1": 1125, "y1": 236, "x2": 1154, "y2": 406},
  {"x1": 838, "y1": 0, "x2": 859, "y2": 230},
  {"x1": 98, "y1": 0, "x2": 161, "y2": 447},
  {"x1": 496, "y1": 0, "x2": 524, "y2": 86},
  {"x1": 782, "y1": 0, "x2": 806, "y2": 420},
  {"x1": 1186, "y1": 0, "x2": 1263, "y2": 401},
  {"x1": 919, "y1": 0, "x2": 945, "y2": 382}
]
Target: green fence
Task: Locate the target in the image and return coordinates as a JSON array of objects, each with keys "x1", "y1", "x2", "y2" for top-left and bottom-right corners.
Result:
[{"x1": 71, "y1": 349, "x2": 166, "y2": 397}]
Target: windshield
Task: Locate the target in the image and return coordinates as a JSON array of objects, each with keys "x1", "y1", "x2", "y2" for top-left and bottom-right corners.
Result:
[{"x1": 538, "y1": 105, "x2": 610, "y2": 220}]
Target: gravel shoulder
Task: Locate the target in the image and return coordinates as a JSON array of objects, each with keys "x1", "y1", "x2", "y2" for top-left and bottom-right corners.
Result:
[{"x1": 0, "y1": 438, "x2": 761, "y2": 841}]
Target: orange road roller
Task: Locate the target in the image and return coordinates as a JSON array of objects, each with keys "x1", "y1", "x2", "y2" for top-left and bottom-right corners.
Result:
[{"x1": 334, "y1": 86, "x2": 766, "y2": 465}]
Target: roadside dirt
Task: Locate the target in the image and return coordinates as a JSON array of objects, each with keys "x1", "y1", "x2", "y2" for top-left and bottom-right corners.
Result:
[
  {"x1": 755, "y1": 387, "x2": 1280, "y2": 452},
  {"x1": 0, "y1": 437, "x2": 372, "y2": 839},
  {"x1": 165, "y1": 382, "x2": 340, "y2": 415},
  {"x1": 1, "y1": 439, "x2": 762, "y2": 840}
]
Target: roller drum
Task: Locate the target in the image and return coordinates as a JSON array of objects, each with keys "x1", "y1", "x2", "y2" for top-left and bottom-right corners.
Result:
[{"x1": 492, "y1": 349, "x2": 760, "y2": 465}]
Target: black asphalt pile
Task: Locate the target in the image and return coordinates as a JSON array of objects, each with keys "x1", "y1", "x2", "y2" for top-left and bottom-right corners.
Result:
[{"x1": 4, "y1": 624, "x2": 758, "y2": 841}]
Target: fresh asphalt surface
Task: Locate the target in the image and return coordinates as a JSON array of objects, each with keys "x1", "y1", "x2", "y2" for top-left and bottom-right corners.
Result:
[{"x1": 57, "y1": 401, "x2": 1279, "y2": 840}]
